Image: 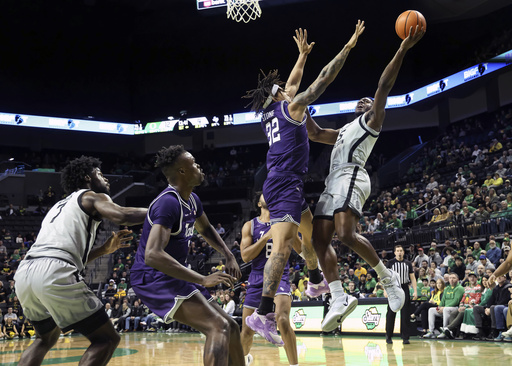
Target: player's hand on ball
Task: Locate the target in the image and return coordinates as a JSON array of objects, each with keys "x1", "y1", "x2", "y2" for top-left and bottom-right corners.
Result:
[
  {"x1": 105, "y1": 230, "x2": 134, "y2": 254},
  {"x1": 202, "y1": 272, "x2": 237, "y2": 288},
  {"x1": 401, "y1": 25, "x2": 425, "y2": 50}
]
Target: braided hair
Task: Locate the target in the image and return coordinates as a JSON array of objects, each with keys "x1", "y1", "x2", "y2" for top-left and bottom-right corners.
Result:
[
  {"x1": 243, "y1": 69, "x2": 285, "y2": 113},
  {"x1": 61, "y1": 156, "x2": 101, "y2": 194}
]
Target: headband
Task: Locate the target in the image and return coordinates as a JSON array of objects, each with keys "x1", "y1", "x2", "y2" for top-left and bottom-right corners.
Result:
[{"x1": 262, "y1": 84, "x2": 280, "y2": 109}]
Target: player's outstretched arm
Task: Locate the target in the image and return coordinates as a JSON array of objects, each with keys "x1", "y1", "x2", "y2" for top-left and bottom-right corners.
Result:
[
  {"x1": 488, "y1": 249, "x2": 512, "y2": 287},
  {"x1": 367, "y1": 25, "x2": 425, "y2": 132},
  {"x1": 285, "y1": 28, "x2": 315, "y2": 100},
  {"x1": 83, "y1": 192, "x2": 147, "y2": 225},
  {"x1": 145, "y1": 223, "x2": 236, "y2": 287},
  {"x1": 240, "y1": 220, "x2": 271, "y2": 263},
  {"x1": 288, "y1": 20, "x2": 365, "y2": 120},
  {"x1": 305, "y1": 110, "x2": 339, "y2": 145},
  {"x1": 195, "y1": 213, "x2": 242, "y2": 279}
]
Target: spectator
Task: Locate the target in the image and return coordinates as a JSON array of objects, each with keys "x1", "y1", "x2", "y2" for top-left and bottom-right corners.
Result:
[
  {"x1": 438, "y1": 271, "x2": 482, "y2": 338},
  {"x1": 354, "y1": 262, "x2": 367, "y2": 279},
  {"x1": 460, "y1": 275, "x2": 492, "y2": 337},
  {"x1": 346, "y1": 281, "x2": 360, "y2": 299},
  {"x1": 479, "y1": 255, "x2": 496, "y2": 271},
  {"x1": 451, "y1": 257, "x2": 466, "y2": 280},
  {"x1": 5, "y1": 204, "x2": 17, "y2": 216},
  {"x1": 428, "y1": 247, "x2": 442, "y2": 267},
  {"x1": 0, "y1": 240, "x2": 6, "y2": 256},
  {"x1": 125, "y1": 300, "x2": 144, "y2": 332},
  {"x1": 116, "y1": 302, "x2": 132, "y2": 332},
  {"x1": 411, "y1": 278, "x2": 445, "y2": 336},
  {"x1": 215, "y1": 223, "x2": 225, "y2": 236},
  {"x1": 290, "y1": 283, "x2": 301, "y2": 301},
  {"x1": 104, "y1": 283, "x2": 117, "y2": 304},
  {"x1": 413, "y1": 247, "x2": 428, "y2": 270},
  {"x1": 105, "y1": 303, "x2": 113, "y2": 318},
  {"x1": 440, "y1": 247, "x2": 453, "y2": 275},
  {"x1": 486, "y1": 241, "x2": 502, "y2": 267},
  {"x1": 465, "y1": 254, "x2": 478, "y2": 273},
  {"x1": 3, "y1": 317, "x2": 19, "y2": 339},
  {"x1": 423, "y1": 273, "x2": 464, "y2": 338},
  {"x1": 222, "y1": 293, "x2": 235, "y2": 316},
  {"x1": 473, "y1": 274, "x2": 511, "y2": 339}
]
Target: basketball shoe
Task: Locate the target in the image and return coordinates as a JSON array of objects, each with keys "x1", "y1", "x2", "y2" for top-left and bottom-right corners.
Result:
[
  {"x1": 245, "y1": 311, "x2": 284, "y2": 346},
  {"x1": 321, "y1": 293, "x2": 358, "y2": 332},
  {"x1": 381, "y1": 270, "x2": 405, "y2": 312},
  {"x1": 305, "y1": 276, "x2": 330, "y2": 298}
]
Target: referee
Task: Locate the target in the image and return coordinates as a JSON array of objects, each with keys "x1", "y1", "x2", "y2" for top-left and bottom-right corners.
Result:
[{"x1": 385, "y1": 244, "x2": 417, "y2": 344}]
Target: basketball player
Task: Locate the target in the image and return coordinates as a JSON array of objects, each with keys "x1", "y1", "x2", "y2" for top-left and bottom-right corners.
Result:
[
  {"x1": 241, "y1": 193, "x2": 298, "y2": 366},
  {"x1": 305, "y1": 25, "x2": 425, "y2": 331},
  {"x1": 130, "y1": 145, "x2": 244, "y2": 366},
  {"x1": 244, "y1": 21, "x2": 366, "y2": 344},
  {"x1": 14, "y1": 156, "x2": 147, "y2": 366}
]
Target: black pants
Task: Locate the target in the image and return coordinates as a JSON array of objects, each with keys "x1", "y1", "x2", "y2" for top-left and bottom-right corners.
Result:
[
  {"x1": 414, "y1": 302, "x2": 438, "y2": 331},
  {"x1": 386, "y1": 283, "x2": 411, "y2": 340}
]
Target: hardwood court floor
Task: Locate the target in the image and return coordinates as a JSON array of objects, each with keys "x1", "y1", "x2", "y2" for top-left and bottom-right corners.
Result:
[{"x1": 0, "y1": 332, "x2": 511, "y2": 365}]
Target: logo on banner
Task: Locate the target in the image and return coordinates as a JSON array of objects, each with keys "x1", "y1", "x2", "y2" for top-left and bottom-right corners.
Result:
[
  {"x1": 362, "y1": 307, "x2": 381, "y2": 330},
  {"x1": 292, "y1": 309, "x2": 307, "y2": 329}
]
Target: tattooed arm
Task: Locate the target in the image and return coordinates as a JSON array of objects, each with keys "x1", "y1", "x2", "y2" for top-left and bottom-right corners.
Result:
[{"x1": 288, "y1": 20, "x2": 365, "y2": 121}]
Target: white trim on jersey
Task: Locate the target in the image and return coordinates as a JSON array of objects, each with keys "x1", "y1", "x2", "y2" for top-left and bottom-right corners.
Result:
[
  {"x1": 280, "y1": 101, "x2": 306, "y2": 126},
  {"x1": 146, "y1": 189, "x2": 183, "y2": 236}
]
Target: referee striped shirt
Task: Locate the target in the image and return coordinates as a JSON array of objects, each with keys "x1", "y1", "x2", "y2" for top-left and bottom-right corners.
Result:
[{"x1": 387, "y1": 258, "x2": 413, "y2": 285}]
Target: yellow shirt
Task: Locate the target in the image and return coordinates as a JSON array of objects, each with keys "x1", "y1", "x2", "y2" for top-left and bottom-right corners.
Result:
[
  {"x1": 298, "y1": 277, "x2": 309, "y2": 293},
  {"x1": 354, "y1": 267, "x2": 367, "y2": 279},
  {"x1": 431, "y1": 291, "x2": 443, "y2": 305},
  {"x1": 291, "y1": 289, "x2": 302, "y2": 300}
]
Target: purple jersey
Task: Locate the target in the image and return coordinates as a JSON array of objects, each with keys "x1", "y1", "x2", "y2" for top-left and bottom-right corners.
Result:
[
  {"x1": 132, "y1": 185, "x2": 203, "y2": 273},
  {"x1": 249, "y1": 217, "x2": 289, "y2": 273},
  {"x1": 261, "y1": 100, "x2": 309, "y2": 175}
]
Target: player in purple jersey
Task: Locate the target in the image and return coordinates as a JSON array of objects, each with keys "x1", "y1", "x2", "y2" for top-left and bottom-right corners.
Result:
[
  {"x1": 15, "y1": 156, "x2": 146, "y2": 366},
  {"x1": 243, "y1": 22, "x2": 365, "y2": 345},
  {"x1": 241, "y1": 193, "x2": 298, "y2": 366},
  {"x1": 130, "y1": 145, "x2": 243, "y2": 366},
  {"x1": 305, "y1": 26, "x2": 425, "y2": 332}
]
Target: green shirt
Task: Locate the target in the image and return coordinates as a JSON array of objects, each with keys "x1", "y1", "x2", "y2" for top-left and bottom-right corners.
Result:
[{"x1": 439, "y1": 283, "x2": 465, "y2": 307}]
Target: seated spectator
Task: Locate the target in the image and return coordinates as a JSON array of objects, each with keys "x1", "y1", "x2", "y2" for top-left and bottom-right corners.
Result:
[
  {"x1": 437, "y1": 271, "x2": 482, "y2": 338},
  {"x1": 104, "y1": 283, "x2": 117, "y2": 304},
  {"x1": 113, "y1": 258, "x2": 125, "y2": 274},
  {"x1": 116, "y1": 302, "x2": 132, "y2": 332},
  {"x1": 461, "y1": 275, "x2": 492, "y2": 337},
  {"x1": 118, "y1": 278, "x2": 128, "y2": 291},
  {"x1": 450, "y1": 257, "x2": 466, "y2": 280},
  {"x1": 479, "y1": 255, "x2": 496, "y2": 271},
  {"x1": 440, "y1": 247, "x2": 453, "y2": 275},
  {"x1": 428, "y1": 247, "x2": 442, "y2": 267},
  {"x1": 472, "y1": 274, "x2": 511, "y2": 340},
  {"x1": 346, "y1": 281, "x2": 360, "y2": 299},
  {"x1": 486, "y1": 240, "x2": 502, "y2": 267},
  {"x1": 423, "y1": 273, "x2": 465, "y2": 338},
  {"x1": 411, "y1": 278, "x2": 445, "y2": 336},
  {"x1": 215, "y1": 223, "x2": 225, "y2": 236},
  {"x1": 465, "y1": 254, "x2": 479, "y2": 273},
  {"x1": 5, "y1": 204, "x2": 17, "y2": 216},
  {"x1": 0, "y1": 240, "x2": 6, "y2": 256},
  {"x1": 3, "y1": 317, "x2": 19, "y2": 339},
  {"x1": 215, "y1": 260, "x2": 225, "y2": 273},
  {"x1": 125, "y1": 300, "x2": 144, "y2": 331},
  {"x1": 290, "y1": 283, "x2": 301, "y2": 301},
  {"x1": 354, "y1": 262, "x2": 367, "y2": 279}
]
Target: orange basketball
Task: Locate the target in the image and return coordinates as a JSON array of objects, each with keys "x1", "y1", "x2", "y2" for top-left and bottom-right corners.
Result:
[{"x1": 395, "y1": 10, "x2": 426, "y2": 40}]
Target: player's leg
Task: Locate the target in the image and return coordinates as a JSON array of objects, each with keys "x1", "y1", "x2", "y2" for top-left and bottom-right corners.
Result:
[
  {"x1": 240, "y1": 307, "x2": 256, "y2": 364},
  {"x1": 210, "y1": 301, "x2": 245, "y2": 366},
  {"x1": 17, "y1": 319, "x2": 61, "y2": 366},
  {"x1": 274, "y1": 295, "x2": 298, "y2": 366},
  {"x1": 173, "y1": 293, "x2": 240, "y2": 366},
  {"x1": 299, "y1": 208, "x2": 329, "y2": 296},
  {"x1": 78, "y1": 314, "x2": 121, "y2": 366},
  {"x1": 334, "y1": 209, "x2": 405, "y2": 312}
]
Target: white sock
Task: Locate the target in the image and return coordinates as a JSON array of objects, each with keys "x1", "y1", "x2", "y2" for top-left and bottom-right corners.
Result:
[
  {"x1": 374, "y1": 261, "x2": 391, "y2": 279},
  {"x1": 290, "y1": 364, "x2": 299, "y2": 366},
  {"x1": 328, "y1": 280, "x2": 344, "y2": 301}
]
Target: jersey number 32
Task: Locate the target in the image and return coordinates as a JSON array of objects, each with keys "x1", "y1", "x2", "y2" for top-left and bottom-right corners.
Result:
[{"x1": 265, "y1": 118, "x2": 281, "y2": 146}]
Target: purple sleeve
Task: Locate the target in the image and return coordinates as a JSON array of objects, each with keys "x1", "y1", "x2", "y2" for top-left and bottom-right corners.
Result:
[{"x1": 150, "y1": 193, "x2": 180, "y2": 229}]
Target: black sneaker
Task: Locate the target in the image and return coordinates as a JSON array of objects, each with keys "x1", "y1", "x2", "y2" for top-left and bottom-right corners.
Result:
[
  {"x1": 386, "y1": 337, "x2": 393, "y2": 344},
  {"x1": 403, "y1": 339, "x2": 410, "y2": 344}
]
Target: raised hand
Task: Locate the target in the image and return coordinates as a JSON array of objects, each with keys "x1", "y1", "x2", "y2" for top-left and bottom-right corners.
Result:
[
  {"x1": 346, "y1": 20, "x2": 365, "y2": 49},
  {"x1": 201, "y1": 272, "x2": 237, "y2": 288},
  {"x1": 401, "y1": 25, "x2": 425, "y2": 50},
  {"x1": 103, "y1": 230, "x2": 134, "y2": 254},
  {"x1": 293, "y1": 28, "x2": 315, "y2": 56}
]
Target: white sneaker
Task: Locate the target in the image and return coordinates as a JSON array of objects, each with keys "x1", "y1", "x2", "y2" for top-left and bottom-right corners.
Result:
[
  {"x1": 502, "y1": 327, "x2": 512, "y2": 337},
  {"x1": 321, "y1": 294, "x2": 358, "y2": 332},
  {"x1": 381, "y1": 270, "x2": 405, "y2": 312},
  {"x1": 245, "y1": 353, "x2": 254, "y2": 366}
]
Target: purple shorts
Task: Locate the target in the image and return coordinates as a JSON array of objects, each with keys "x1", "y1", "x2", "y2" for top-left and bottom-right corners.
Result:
[
  {"x1": 244, "y1": 271, "x2": 291, "y2": 309},
  {"x1": 263, "y1": 172, "x2": 309, "y2": 226},
  {"x1": 131, "y1": 270, "x2": 212, "y2": 323}
]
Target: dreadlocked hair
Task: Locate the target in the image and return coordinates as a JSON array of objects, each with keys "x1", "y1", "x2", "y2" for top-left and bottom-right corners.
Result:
[
  {"x1": 243, "y1": 69, "x2": 285, "y2": 113},
  {"x1": 155, "y1": 145, "x2": 185, "y2": 170},
  {"x1": 61, "y1": 156, "x2": 102, "y2": 194}
]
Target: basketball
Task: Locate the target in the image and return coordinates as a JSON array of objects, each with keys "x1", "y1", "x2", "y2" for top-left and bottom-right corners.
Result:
[{"x1": 395, "y1": 10, "x2": 426, "y2": 40}]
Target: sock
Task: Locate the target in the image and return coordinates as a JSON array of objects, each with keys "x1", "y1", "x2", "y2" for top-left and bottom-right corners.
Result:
[
  {"x1": 290, "y1": 364, "x2": 299, "y2": 366},
  {"x1": 309, "y1": 268, "x2": 322, "y2": 284},
  {"x1": 373, "y1": 261, "x2": 391, "y2": 279},
  {"x1": 328, "y1": 280, "x2": 344, "y2": 302},
  {"x1": 258, "y1": 296, "x2": 274, "y2": 316}
]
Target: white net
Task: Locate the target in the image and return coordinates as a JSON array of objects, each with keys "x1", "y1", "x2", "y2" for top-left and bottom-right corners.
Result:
[{"x1": 226, "y1": 0, "x2": 261, "y2": 23}]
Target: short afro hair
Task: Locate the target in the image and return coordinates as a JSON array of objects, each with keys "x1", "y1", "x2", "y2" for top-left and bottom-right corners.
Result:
[
  {"x1": 155, "y1": 145, "x2": 186, "y2": 170},
  {"x1": 61, "y1": 156, "x2": 102, "y2": 194}
]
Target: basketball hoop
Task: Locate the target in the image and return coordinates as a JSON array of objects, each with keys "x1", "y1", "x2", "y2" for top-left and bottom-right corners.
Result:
[{"x1": 227, "y1": 0, "x2": 261, "y2": 23}]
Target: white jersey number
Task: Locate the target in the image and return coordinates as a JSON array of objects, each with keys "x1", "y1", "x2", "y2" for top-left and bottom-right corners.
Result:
[
  {"x1": 259, "y1": 231, "x2": 273, "y2": 258},
  {"x1": 265, "y1": 118, "x2": 281, "y2": 146}
]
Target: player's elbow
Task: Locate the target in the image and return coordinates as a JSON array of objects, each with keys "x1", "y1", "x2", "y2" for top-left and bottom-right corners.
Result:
[{"x1": 241, "y1": 252, "x2": 251, "y2": 263}]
